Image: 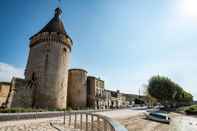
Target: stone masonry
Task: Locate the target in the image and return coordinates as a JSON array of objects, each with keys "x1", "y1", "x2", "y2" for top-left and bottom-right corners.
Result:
[
  {"x1": 67, "y1": 69, "x2": 88, "y2": 109},
  {"x1": 0, "y1": 82, "x2": 10, "y2": 107},
  {"x1": 6, "y1": 77, "x2": 33, "y2": 108}
]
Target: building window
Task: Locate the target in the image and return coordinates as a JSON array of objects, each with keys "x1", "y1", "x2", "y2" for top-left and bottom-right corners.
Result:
[
  {"x1": 62, "y1": 48, "x2": 67, "y2": 66},
  {"x1": 63, "y1": 47, "x2": 67, "y2": 53},
  {"x1": 96, "y1": 81, "x2": 99, "y2": 87},
  {"x1": 77, "y1": 89, "x2": 81, "y2": 95},
  {"x1": 77, "y1": 75, "x2": 81, "y2": 81}
]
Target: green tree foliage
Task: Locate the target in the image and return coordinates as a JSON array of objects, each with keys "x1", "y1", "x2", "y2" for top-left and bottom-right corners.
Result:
[
  {"x1": 143, "y1": 85, "x2": 157, "y2": 107},
  {"x1": 134, "y1": 98, "x2": 145, "y2": 104},
  {"x1": 147, "y1": 75, "x2": 193, "y2": 107},
  {"x1": 185, "y1": 105, "x2": 197, "y2": 115}
]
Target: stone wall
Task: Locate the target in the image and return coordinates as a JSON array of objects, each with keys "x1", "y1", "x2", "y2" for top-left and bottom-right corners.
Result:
[
  {"x1": 6, "y1": 77, "x2": 33, "y2": 108},
  {"x1": 68, "y1": 69, "x2": 87, "y2": 109},
  {"x1": 0, "y1": 82, "x2": 10, "y2": 107}
]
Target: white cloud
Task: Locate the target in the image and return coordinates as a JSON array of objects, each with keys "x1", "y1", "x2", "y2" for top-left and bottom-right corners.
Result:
[{"x1": 0, "y1": 62, "x2": 24, "y2": 82}]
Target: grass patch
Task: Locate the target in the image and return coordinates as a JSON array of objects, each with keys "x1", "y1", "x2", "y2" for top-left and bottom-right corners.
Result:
[
  {"x1": 176, "y1": 106, "x2": 190, "y2": 113},
  {"x1": 0, "y1": 108, "x2": 67, "y2": 113},
  {"x1": 0, "y1": 108, "x2": 46, "y2": 113},
  {"x1": 185, "y1": 105, "x2": 197, "y2": 115}
]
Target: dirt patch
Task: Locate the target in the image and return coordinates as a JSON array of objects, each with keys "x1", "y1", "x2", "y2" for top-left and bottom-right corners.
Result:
[{"x1": 115, "y1": 114, "x2": 169, "y2": 131}]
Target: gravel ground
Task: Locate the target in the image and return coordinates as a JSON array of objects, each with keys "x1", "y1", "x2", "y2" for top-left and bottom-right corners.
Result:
[
  {"x1": 117, "y1": 115, "x2": 169, "y2": 131},
  {"x1": 169, "y1": 115, "x2": 197, "y2": 131},
  {"x1": 0, "y1": 117, "x2": 69, "y2": 131},
  {"x1": 97, "y1": 109, "x2": 169, "y2": 131}
]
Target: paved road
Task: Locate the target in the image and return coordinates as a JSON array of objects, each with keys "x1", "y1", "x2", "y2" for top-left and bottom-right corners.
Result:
[
  {"x1": 170, "y1": 115, "x2": 197, "y2": 131},
  {"x1": 97, "y1": 109, "x2": 197, "y2": 131},
  {"x1": 97, "y1": 109, "x2": 169, "y2": 131}
]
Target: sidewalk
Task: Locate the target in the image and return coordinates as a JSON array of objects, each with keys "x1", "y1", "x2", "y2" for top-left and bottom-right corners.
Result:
[{"x1": 170, "y1": 115, "x2": 197, "y2": 131}]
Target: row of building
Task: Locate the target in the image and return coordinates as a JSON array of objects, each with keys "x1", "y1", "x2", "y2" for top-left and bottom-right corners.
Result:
[
  {"x1": 0, "y1": 68, "x2": 130, "y2": 109},
  {"x1": 68, "y1": 69, "x2": 130, "y2": 109}
]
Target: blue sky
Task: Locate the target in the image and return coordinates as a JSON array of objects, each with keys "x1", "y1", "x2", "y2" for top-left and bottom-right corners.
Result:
[{"x1": 0, "y1": 0, "x2": 197, "y2": 100}]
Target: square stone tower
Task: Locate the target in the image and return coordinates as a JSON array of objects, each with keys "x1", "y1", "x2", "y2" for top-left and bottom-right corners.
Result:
[{"x1": 25, "y1": 8, "x2": 73, "y2": 109}]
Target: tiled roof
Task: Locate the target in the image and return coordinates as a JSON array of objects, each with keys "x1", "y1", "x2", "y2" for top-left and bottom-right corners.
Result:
[{"x1": 30, "y1": 7, "x2": 67, "y2": 39}]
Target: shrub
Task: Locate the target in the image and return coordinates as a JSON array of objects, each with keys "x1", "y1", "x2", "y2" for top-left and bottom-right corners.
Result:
[
  {"x1": 66, "y1": 106, "x2": 72, "y2": 111},
  {"x1": 0, "y1": 108, "x2": 46, "y2": 113},
  {"x1": 185, "y1": 105, "x2": 197, "y2": 115},
  {"x1": 0, "y1": 107, "x2": 71, "y2": 113}
]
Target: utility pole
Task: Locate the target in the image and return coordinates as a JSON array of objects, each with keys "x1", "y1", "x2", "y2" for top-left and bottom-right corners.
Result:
[{"x1": 57, "y1": 0, "x2": 61, "y2": 7}]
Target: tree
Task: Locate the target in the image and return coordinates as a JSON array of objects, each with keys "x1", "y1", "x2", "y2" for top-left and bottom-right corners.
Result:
[
  {"x1": 134, "y1": 98, "x2": 144, "y2": 104},
  {"x1": 143, "y1": 85, "x2": 157, "y2": 107},
  {"x1": 147, "y1": 75, "x2": 193, "y2": 107}
]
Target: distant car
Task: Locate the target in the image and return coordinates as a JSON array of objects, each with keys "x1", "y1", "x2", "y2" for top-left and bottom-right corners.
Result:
[
  {"x1": 145, "y1": 111, "x2": 170, "y2": 124},
  {"x1": 128, "y1": 105, "x2": 134, "y2": 108},
  {"x1": 146, "y1": 108, "x2": 159, "y2": 112}
]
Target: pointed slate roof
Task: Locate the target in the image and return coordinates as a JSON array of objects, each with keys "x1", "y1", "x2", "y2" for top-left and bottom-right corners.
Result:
[{"x1": 30, "y1": 7, "x2": 67, "y2": 39}]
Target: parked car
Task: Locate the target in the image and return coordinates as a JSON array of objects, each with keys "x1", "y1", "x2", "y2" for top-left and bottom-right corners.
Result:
[{"x1": 145, "y1": 111, "x2": 170, "y2": 124}]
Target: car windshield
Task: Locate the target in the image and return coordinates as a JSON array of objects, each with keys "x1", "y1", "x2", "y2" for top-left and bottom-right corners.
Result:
[{"x1": 150, "y1": 113, "x2": 167, "y2": 119}]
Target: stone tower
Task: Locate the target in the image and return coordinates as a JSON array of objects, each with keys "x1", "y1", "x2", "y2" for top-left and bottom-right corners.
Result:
[
  {"x1": 68, "y1": 69, "x2": 88, "y2": 109},
  {"x1": 25, "y1": 8, "x2": 73, "y2": 109}
]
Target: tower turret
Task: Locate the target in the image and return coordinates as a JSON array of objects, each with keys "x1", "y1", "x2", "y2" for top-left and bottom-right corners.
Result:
[{"x1": 25, "y1": 7, "x2": 73, "y2": 109}]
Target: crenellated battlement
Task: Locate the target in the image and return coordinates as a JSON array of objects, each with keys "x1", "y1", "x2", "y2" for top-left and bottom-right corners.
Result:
[{"x1": 30, "y1": 32, "x2": 73, "y2": 51}]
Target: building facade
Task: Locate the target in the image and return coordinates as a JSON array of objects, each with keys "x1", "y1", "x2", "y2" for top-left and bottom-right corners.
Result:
[
  {"x1": 103, "y1": 90, "x2": 112, "y2": 109},
  {"x1": 6, "y1": 78, "x2": 33, "y2": 108},
  {"x1": 0, "y1": 82, "x2": 10, "y2": 108},
  {"x1": 87, "y1": 76, "x2": 106, "y2": 109}
]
